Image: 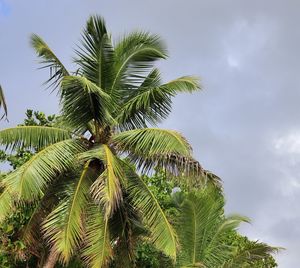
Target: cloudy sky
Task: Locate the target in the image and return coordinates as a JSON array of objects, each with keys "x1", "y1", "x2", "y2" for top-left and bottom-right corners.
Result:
[{"x1": 1, "y1": 0, "x2": 299, "y2": 266}]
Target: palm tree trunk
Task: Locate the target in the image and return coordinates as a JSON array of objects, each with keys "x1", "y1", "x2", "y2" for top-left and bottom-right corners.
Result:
[{"x1": 43, "y1": 249, "x2": 57, "y2": 268}]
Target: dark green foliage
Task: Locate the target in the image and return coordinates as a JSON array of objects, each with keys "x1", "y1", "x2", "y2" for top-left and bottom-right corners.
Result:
[
  {"x1": 0, "y1": 110, "x2": 57, "y2": 267},
  {"x1": 0, "y1": 110, "x2": 277, "y2": 268},
  {"x1": 134, "y1": 242, "x2": 173, "y2": 268},
  {"x1": 224, "y1": 232, "x2": 278, "y2": 267}
]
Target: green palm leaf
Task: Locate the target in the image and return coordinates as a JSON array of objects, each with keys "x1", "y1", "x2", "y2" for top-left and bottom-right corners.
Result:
[
  {"x1": 113, "y1": 128, "x2": 192, "y2": 156},
  {"x1": 21, "y1": 177, "x2": 64, "y2": 251},
  {"x1": 0, "y1": 126, "x2": 72, "y2": 151},
  {"x1": 0, "y1": 84, "x2": 8, "y2": 120},
  {"x1": 42, "y1": 162, "x2": 93, "y2": 263},
  {"x1": 111, "y1": 31, "x2": 167, "y2": 94},
  {"x1": 113, "y1": 128, "x2": 198, "y2": 174},
  {"x1": 60, "y1": 76, "x2": 114, "y2": 131},
  {"x1": 177, "y1": 189, "x2": 249, "y2": 267},
  {"x1": 31, "y1": 34, "x2": 69, "y2": 89},
  {"x1": 82, "y1": 204, "x2": 112, "y2": 268},
  {"x1": 75, "y1": 15, "x2": 115, "y2": 91},
  {"x1": 0, "y1": 189, "x2": 14, "y2": 222},
  {"x1": 118, "y1": 71, "x2": 201, "y2": 129},
  {"x1": 2, "y1": 139, "x2": 86, "y2": 200},
  {"x1": 126, "y1": 166, "x2": 177, "y2": 259},
  {"x1": 85, "y1": 144, "x2": 123, "y2": 217}
]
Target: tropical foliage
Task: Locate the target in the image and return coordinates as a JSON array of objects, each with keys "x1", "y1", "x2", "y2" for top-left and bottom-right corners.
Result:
[
  {"x1": 175, "y1": 188, "x2": 279, "y2": 267},
  {"x1": 136, "y1": 172, "x2": 279, "y2": 268},
  {"x1": 0, "y1": 16, "x2": 213, "y2": 267},
  {"x1": 0, "y1": 15, "x2": 280, "y2": 268}
]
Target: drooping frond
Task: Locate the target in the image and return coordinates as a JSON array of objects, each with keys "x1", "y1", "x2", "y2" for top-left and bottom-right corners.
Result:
[
  {"x1": 113, "y1": 128, "x2": 192, "y2": 157},
  {"x1": 82, "y1": 204, "x2": 112, "y2": 268},
  {"x1": 60, "y1": 76, "x2": 114, "y2": 131},
  {"x1": 118, "y1": 72, "x2": 201, "y2": 129},
  {"x1": 222, "y1": 241, "x2": 281, "y2": 268},
  {"x1": 2, "y1": 139, "x2": 86, "y2": 200},
  {"x1": 0, "y1": 85, "x2": 8, "y2": 120},
  {"x1": 202, "y1": 170, "x2": 223, "y2": 189},
  {"x1": 0, "y1": 188, "x2": 14, "y2": 222},
  {"x1": 126, "y1": 165, "x2": 177, "y2": 259},
  {"x1": 22, "y1": 177, "x2": 64, "y2": 252},
  {"x1": 0, "y1": 126, "x2": 72, "y2": 151},
  {"x1": 31, "y1": 34, "x2": 69, "y2": 89},
  {"x1": 177, "y1": 189, "x2": 249, "y2": 267},
  {"x1": 88, "y1": 144, "x2": 123, "y2": 217},
  {"x1": 113, "y1": 128, "x2": 196, "y2": 174},
  {"x1": 75, "y1": 15, "x2": 115, "y2": 91},
  {"x1": 111, "y1": 31, "x2": 167, "y2": 94},
  {"x1": 42, "y1": 162, "x2": 93, "y2": 263}
]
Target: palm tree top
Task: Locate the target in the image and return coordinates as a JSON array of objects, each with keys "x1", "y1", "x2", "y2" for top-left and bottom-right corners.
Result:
[
  {"x1": 0, "y1": 15, "x2": 216, "y2": 267},
  {"x1": 31, "y1": 15, "x2": 201, "y2": 135}
]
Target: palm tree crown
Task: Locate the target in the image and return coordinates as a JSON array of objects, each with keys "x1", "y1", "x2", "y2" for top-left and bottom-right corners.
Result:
[
  {"x1": 176, "y1": 188, "x2": 279, "y2": 268},
  {"x1": 0, "y1": 15, "x2": 216, "y2": 267}
]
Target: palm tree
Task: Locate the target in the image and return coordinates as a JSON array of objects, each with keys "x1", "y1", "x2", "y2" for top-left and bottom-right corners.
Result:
[
  {"x1": 0, "y1": 16, "x2": 213, "y2": 267},
  {"x1": 0, "y1": 84, "x2": 8, "y2": 120},
  {"x1": 175, "y1": 188, "x2": 279, "y2": 267}
]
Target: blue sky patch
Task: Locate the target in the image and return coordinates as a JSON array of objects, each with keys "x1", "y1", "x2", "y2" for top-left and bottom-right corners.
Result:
[{"x1": 0, "y1": 0, "x2": 11, "y2": 16}]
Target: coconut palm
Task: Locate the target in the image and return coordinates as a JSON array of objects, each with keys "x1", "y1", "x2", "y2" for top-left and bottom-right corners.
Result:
[
  {"x1": 0, "y1": 16, "x2": 213, "y2": 267},
  {"x1": 0, "y1": 84, "x2": 8, "y2": 120},
  {"x1": 175, "y1": 188, "x2": 279, "y2": 268}
]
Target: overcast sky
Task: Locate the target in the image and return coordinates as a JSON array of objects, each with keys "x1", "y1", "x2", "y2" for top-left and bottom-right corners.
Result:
[{"x1": 1, "y1": 0, "x2": 299, "y2": 266}]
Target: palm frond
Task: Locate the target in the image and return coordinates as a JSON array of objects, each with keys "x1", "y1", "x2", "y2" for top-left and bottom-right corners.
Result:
[
  {"x1": 0, "y1": 188, "x2": 14, "y2": 222},
  {"x1": 2, "y1": 139, "x2": 86, "y2": 200},
  {"x1": 222, "y1": 241, "x2": 281, "y2": 268},
  {"x1": 113, "y1": 128, "x2": 192, "y2": 157},
  {"x1": 113, "y1": 128, "x2": 198, "y2": 175},
  {"x1": 126, "y1": 165, "x2": 177, "y2": 259},
  {"x1": 118, "y1": 73, "x2": 201, "y2": 129},
  {"x1": 0, "y1": 85, "x2": 8, "y2": 120},
  {"x1": 177, "y1": 189, "x2": 249, "y2": 267},
  {"x1": 42, "y1": 162, "x2": 93, "y2": 263},
  {"x1": 82, "y1": 204, "x2": 112, "y2": 268},
  {"x1": 60, "y1": 76, "x2": 114, "y2": 131},
  {"x1": 111, "y1": 31, "x2": 167, "y2": 94},
  {"x1": 21, "y1": 177, "x2": 64, "y2": 252},
  {"x1": 75, "y1": 15, "x2": 115, "y2": 91},
  {"x1": 89, "y1": 144, "x2": 123, "y2": 217},
  {"x1": 0, "y1": 126, "x2": 72, "y2": 151},
  {"x1": 31, "y1": 34, "x2": 69, "y2": 89}
]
